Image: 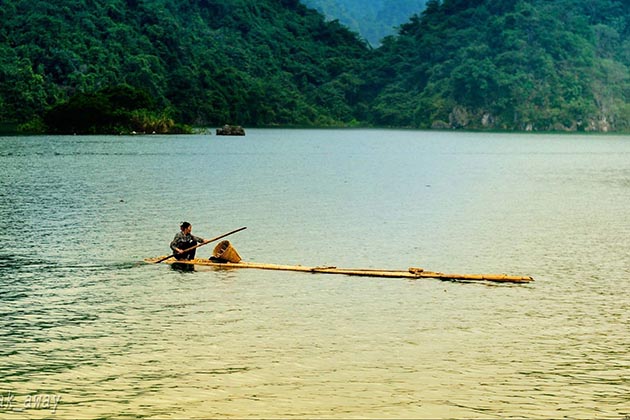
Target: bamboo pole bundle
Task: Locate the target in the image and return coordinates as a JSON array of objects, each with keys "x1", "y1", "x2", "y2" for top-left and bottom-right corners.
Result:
[{"x1": 144, "y1": 258, "x2": 533, "y2": 283}]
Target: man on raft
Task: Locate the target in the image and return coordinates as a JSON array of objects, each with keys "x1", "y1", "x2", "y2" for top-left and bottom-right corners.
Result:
[{"x1": 170, "y1": 222, "x2": 209, "y2": 260}]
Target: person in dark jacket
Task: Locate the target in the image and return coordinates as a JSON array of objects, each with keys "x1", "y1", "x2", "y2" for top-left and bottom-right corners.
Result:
[{"x1": 170, "y1": 222, "x2": 207, "y2": 260}]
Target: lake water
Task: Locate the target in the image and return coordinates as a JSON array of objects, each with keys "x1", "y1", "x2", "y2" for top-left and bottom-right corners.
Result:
[{"x1": 0, "y1": 129, "x2": 628, "y2": 418}]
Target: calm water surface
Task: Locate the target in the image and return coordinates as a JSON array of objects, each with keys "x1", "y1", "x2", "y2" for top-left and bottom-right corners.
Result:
[{"x1": 0, "y1": 129, "x2": 628, "y2": 418}]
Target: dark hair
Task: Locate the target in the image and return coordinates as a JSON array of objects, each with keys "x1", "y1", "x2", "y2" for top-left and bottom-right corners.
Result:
[{"x1": 180, "y1": 221, "x2": 191, "y2": 230}]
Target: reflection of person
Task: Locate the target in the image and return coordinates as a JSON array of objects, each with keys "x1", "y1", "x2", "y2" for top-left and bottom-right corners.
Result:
[{"x1": 170, "y1": 222, "x2": 207, "y2": 260}]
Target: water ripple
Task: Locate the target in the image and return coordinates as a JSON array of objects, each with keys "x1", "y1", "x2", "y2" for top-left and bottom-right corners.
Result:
[{"x1": 0, "y1": 131, "x2": 629, "y2": 418}]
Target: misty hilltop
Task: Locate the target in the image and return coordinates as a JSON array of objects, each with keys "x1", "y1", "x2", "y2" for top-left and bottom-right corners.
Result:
[{"x1": 300, "y1": 0, "x2": 428, "y2": 46}]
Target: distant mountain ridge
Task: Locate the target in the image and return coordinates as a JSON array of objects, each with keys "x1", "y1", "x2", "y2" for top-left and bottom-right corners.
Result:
[{"x1": 301, "y1": 0, "x2": 427, "y2": 45}]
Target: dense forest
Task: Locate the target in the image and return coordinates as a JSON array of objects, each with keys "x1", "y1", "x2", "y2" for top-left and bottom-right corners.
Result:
[
  {"x1": 2, "y1": 0, "x2": 630, "y2": 133},
  {"x1": 367, "y1": 0, "x2": 630, "y2": 131},
  {"x1": 0, "y1": 0, "x2": 369, "y2": 133},
  {"x1": 301, "y1": 0, "x2": 427, "y2": 46}
]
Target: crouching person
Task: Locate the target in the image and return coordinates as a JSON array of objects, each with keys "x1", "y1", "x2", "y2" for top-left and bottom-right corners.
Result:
[{"x1": 170, "y1": 222, "x2": 207, "y2": 260}]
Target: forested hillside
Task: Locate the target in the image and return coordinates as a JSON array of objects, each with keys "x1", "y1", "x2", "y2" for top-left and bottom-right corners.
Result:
[
  {"x1": 300, "y1": 0, "x2": 427, "y2": 46},
  {"x1": 2, "y1": 0, "x2": 630, "y2": 133},
  {"x1": 365, "y1": 0, "x2": 630, "y2": 131},
  {"x1": 0, "y1": 0, "x2": 369, "y2": 132}
]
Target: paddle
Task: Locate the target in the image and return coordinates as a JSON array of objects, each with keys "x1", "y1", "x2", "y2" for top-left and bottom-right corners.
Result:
[{"x1": 155, "y1": 226, "x2": 247, "y2": 263}]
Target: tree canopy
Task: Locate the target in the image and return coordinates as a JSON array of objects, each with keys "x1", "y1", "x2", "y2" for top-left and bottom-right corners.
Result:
[
  {"x1": 364, "y1": 0, "x2": 630, "y2": 131},
  {"x1": 0, "y1": 0, "x2": 369, "y2": 132},
  {"x1": 2, "y1": 0, "x2": 630, "y2": 133}
]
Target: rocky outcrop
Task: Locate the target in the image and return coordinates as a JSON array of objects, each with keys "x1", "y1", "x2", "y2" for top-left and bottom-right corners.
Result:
[{"x1": 216, "y1": 125, "x2": 245, "y2": 136}]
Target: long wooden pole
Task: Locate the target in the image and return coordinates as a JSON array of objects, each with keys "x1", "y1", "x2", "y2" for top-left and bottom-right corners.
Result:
[{"x1": 154, "y1": 226, "x2": 247, "y2": 263}]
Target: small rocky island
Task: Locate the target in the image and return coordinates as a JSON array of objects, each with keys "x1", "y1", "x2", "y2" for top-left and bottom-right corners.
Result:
[{"x1": 216, "y1": 125, "x2": 246, "y2": 136}]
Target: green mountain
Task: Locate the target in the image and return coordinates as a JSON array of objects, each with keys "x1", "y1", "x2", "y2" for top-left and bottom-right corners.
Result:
[
  {"x1": 300, "y1": 0, "x2": 427, "y2": 46},
  {"x1": 2, "y1": 0, "x2": 630, "y2": 133},
  {"x1": 364, "y1": 0, "x2": 630, "y2": 131},
  {"x1": 0, "y1": 0, "x2": 369, "y2": 132}
]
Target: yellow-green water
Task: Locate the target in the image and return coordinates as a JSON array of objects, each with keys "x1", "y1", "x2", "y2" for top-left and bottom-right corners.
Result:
[{"x1": 0, "y1": 129, "x2": 628, "y2": 418}]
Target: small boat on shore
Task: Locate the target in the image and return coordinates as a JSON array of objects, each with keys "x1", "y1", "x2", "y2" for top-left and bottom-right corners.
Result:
[{"x1": 144, "y1": 257, "x2": 534, "y2": 284}]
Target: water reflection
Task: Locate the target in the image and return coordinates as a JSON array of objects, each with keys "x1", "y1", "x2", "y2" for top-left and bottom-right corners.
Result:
[{"x1": 170, "y1": 262, "x2": 195, "y2": 272}]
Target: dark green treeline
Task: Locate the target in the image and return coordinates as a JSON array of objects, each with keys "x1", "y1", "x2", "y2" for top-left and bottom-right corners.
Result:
[
  {"x1": 368, "y1": 0, "x2": 630, "y2": 131},
  {"x1": 0, "y1": 0, "x2": 369, "y2": 133},
  {"x1": 2, "y1": 0, "x2": 630, "y2": 133}
]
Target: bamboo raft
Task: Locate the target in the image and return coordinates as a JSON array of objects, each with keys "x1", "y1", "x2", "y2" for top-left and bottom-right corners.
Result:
[{"x1": 144, "y1": 257, "x2": 534, "y2": 284}]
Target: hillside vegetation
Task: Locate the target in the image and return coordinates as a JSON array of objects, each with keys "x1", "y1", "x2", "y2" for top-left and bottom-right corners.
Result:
[
  {"x1": 2, "y1": 0, "x2": 630, "y2": 133},
  {"x1": 0, "y1": 0, "x2": 369, "y2": 132},
  {"x1": 365, "y1": 0, "x2": 630, "y2": 131}
]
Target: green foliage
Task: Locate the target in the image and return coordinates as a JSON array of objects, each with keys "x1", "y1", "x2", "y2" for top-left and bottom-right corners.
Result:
[
  {"x1": 365, "y1": 0, "x2": 630, "y2": 131},
  {"x1": 43, "y1": 85, "x2": 183, "y2": 134},
  {"x1": 3, "y1": 0, "x2": 630, "y2": 132},
  {"x1": 0, "y1": 0, "x2": 370, "y2": 131},
  {"x1": 0, "y1": 46, "x2": 47, "y2": 122}
]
